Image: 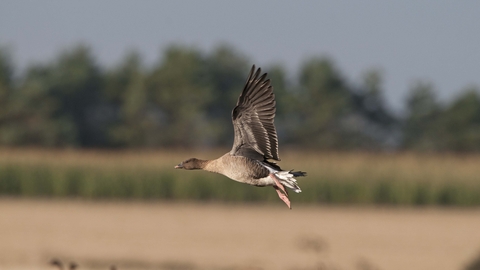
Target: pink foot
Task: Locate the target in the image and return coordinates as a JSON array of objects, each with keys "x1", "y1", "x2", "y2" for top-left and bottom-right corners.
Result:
[
  {"x1": 270, "y1": 173, "x2": 291, "y2": 209},
  {"x1": 274, "y1": 186, "x2": 291, "y2": 209}
]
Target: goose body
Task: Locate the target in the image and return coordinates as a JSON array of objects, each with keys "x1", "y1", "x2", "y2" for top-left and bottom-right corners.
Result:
[{"x1": 175, "y1": 65, "x2": 306, "y2": 208}]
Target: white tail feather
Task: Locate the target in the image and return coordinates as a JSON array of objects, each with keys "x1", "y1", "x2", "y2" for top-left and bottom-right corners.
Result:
[{"x1": 275, "y1": 171, "x2": 302, "y2": 193}]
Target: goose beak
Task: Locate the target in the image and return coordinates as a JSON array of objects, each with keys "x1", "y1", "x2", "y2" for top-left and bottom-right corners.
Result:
[{"x1": 174, "y1": 164, "x2": 183, "y2": 169}]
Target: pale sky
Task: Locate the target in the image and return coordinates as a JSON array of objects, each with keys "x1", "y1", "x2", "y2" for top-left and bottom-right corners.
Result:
[{"x1": 1, "y1": 1, "x2": 479, "y2": 112}]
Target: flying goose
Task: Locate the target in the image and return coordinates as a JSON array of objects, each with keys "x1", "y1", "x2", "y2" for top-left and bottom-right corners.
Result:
[{"x1": 175, "y1": 65, "x2": 306, "y2": 208}]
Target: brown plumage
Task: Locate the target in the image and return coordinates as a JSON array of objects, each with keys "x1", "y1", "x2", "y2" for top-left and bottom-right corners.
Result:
[
  {"x1": 230, "y1": 66, "x2": 279, "y2": 161},
  {"x1": 175, "y1": 65, "x2": 306, "y2": 208}
]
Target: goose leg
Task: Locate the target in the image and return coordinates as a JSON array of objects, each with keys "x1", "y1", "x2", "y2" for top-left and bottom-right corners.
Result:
[{"x1": 270, "y1": 173, "x2": 291, "y2": 209}]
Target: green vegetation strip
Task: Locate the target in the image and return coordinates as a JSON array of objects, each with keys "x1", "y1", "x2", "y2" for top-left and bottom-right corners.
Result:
[{"x1": 1, "y1": 164, "x2": 479, "y2": 206}]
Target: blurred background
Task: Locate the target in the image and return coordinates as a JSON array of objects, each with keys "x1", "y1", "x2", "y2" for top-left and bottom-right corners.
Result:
[{"x1": 1, "y1": 1, "x2": 480, "y2": 270}]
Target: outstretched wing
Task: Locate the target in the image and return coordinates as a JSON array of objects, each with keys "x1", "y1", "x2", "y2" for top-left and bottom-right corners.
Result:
[{"x1": 230, "y1": 65, "x2": 280, "y2": 161}]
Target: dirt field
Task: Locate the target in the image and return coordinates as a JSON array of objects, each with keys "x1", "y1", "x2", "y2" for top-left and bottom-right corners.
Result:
[{"x1": 0, "y1": 199, "x2": 479, "y2": 270}]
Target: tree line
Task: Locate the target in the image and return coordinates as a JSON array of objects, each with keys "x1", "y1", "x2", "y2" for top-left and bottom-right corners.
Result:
[{"x1": 0, "y1": 44, "x2": 479, "y2": 151}]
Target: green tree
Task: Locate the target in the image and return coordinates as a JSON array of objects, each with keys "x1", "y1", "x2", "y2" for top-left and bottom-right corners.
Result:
[
  {"x1": 0, "y1": 47, "x2": 15, "y2": 144},
  {"x1": 12, "y1": 64, "x2": 77, "y2": 146},
  {"x1": 441, "y1": 87, "x2": 480, "y2": 151},
  {"x1": 204, "y1": 44, "x2": 249, "y2": 146},
  {"x1": 352, "y1": 69, "x2": 398, "y2": 148},
  {"x1": 148, "y1": 45, "x2": 213, "y2": 147},
  {"x1": 7, "y1": 45, "x2": 108, "y2": 147},
  {"x1": 358, "y1": 70, "x2": 395, "y2": 126},
  {"x1": 48, "y1": 45, "x2": 106, "y2": 147},
  {"x1": 293, "y1": 57, "x2": 355, "y2": 148},
  {"x1": 0, "y1": 48, "x2": 13, "y2": 102},
  {"x1": 105, "y1": 51, "x2": 158, "y2": 147},
  {"x1": 403, "y1": 81, "x2": 442, "y2": 151}
]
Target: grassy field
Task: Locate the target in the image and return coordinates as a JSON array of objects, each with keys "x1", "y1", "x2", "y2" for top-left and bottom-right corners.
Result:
[{"x1": 1, "y1": 149, "x2": 480, "y2": 206}]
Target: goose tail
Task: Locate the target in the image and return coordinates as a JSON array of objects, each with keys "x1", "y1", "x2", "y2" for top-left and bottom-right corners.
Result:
[{"x1": 274, "y1": 170, "x2": 305, "y2": 193}]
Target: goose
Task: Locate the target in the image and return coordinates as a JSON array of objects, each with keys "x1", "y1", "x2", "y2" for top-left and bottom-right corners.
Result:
[{"x1": 175, "y1": 65, "x2": 306, "y2": 208}]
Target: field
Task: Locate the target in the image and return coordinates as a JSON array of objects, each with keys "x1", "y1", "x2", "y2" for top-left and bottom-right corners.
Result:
[
  {"x1": 1, "y1": 199, "x2": 480, "y2": 270},
  {"x1": 1, "y1": 149, "x2": 480, "y2": 205},
  {"x1": 1, "y1": 150, "x2": 480, "y2": 270}
]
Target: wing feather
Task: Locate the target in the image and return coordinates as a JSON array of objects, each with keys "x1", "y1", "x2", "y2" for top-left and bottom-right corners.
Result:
[{"x1": 230, "y1": 65, "x2": 280, "y2": 161}]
